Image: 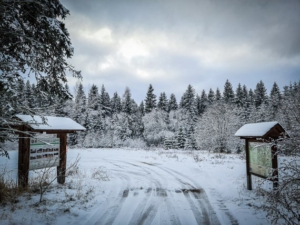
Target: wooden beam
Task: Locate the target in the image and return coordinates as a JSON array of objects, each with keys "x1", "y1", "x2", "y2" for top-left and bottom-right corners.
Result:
[{"x1": 57, "y1": 133, "x2": 67, "y2": 184}]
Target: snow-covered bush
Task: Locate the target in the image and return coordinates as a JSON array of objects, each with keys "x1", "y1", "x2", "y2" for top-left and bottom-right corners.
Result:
[
  {"x1": 196, "y1": 102, "x2": 242, "y2": 153},
  {"x1": 143, "y1": 110, "x2": 173, "y2": 146}
]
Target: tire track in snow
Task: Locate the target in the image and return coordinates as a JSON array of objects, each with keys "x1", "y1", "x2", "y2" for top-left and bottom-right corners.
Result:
[
  {"x1": 84, "y1": 159, "x2": 220, "y2": 225},
  {"x1": 85, "y1": 165, "x2": 131, "y2": 225},
  {"x1": 157, "y1": 166, "x2": 220, "y2": 225},
  {"x1": 96, "y1": 160, "x2": 164, "y2": 225},
  {"x1": 121, "y1": 161, "x2": 181, "y2": 225}
]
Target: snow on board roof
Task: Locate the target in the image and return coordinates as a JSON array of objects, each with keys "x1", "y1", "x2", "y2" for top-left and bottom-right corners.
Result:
[
  {"x1": 235, "y1": 121, "x2": 282, "y2": 138},
  {"x1": 15, "y1": 114, "x2": 86, "y2": 131}
]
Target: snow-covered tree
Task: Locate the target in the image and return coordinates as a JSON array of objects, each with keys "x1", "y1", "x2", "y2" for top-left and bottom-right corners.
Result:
[
  {"x1": 215, "y1": 88, "x2": 222, "y2": 101},
  {"x1": 177, "y1": 127, "x2": 185, "y2": 149},
  {"x1": 235, "y1": 83, "x2": 243, "y2": 107},
  {"x1": 242, "y1": 85, "x2": 249, "y2": 106},
  {"x1": 111, "y1": 92, "x2": 122, "y2": 114},
  {"x1": 55, "y1": 84, "x2": 72, "y2": 118},
  {"x1": 139, "y1": 101, "x2": 145, "y2": 116},
  {"x1": 269, "y1": 82, "x2": 281, "y2": 112},
  {"x1": 87, "y1": 84, "x2": 100, "y2": 110},
  {"x1": 223, "y1": 79, "x2": 235, "y2": 103},
  {"x1": 207, "y1": 88, "x2": 215, "y2": 104},
  {"x1": 24, "y1": 80, "x2": 34, "y2": 108},
  {"x1": 168, "y1": 93, "x2": 178, "y2": 111},
  {"x1": 157, "y1": 92, "x2": 168, "y2": 112},
  {"x1": 74, "y1": 82, "x2": 86, "y2": 115},
  {"x1": 254, "y1": 80, "x2": 268, "y2": 107},
  {"x1": 99, "y1": 85, "x2": 111, "y2": 117},
  {"x1": 145, "y1": 84, "x2": 157, "y2": 113},
  {"x1": 185, "y1": 126, "x2": 197, "y2": 150},
  {"x1": 121, "y1": 87, "x2": 132, "y2": 115},
  {"x1": 180, "y1": 85, "x2": 197, "y2": 127},
  {"x1": 196, "y1": 90, "x2": 208, "y2": 116},
  {"x1": 180, "y1": 85, "x2": 196, "y2": 114}
]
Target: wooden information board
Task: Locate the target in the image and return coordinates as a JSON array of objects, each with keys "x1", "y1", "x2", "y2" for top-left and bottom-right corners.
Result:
[{"x1": 29, "y1": 138, "x2": 60, "y2": 170}]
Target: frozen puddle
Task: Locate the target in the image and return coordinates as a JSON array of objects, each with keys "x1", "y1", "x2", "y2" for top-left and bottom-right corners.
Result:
[{"x1": 79, "y1": 159, "x2": 220, "y2": 225}]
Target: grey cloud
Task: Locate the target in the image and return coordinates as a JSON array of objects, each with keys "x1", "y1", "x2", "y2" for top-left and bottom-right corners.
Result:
[
  {"x1": 63, "y1": 0, "x2": 300, "y2": 58},
  {"x1": 61, "y1": 0, "x2": 300, "y2": 102}
]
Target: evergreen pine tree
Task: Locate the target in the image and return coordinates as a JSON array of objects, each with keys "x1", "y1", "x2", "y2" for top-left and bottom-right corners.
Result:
[
  {"x1": 283, "y1": 85, "x2": 290, "y2": 98},
  {"x1": 31, "y1": 83, "x2": 37, "y2": 108},
  {"x1": 242, "y1": 85, "x2": 249, "y2": 106},
  {"x1": 75, "y1": 82, "x2": 87, "y2": 114},
  {"x1": 196, "y1": 90, "x2": 208, "y2": 116},
  {"x1": 179, "y1": 93, "x2": 186, "y2": 108},
  {"x1": 184, "y1": 126, "x2": 196, "y2": 150},
  {"x1": 235, "y1": 83, "x2": 243, "y2": 107},
  {"x1": 215, "y1": 88, "x2": 222, "y2": 101},
  {"x1": 195, "y1": 95, "x2": 201, "y2": 116},
  {"x1": 99, "y1": 84, "x2": 111, "y2": 117},
  {"x1": 293, "y1": 81, "x2": 300, "y2": 93},
  {"x1": 111, "y1": 92, "x2": 122, "y2": 114},
  {"x1": 72, "y1": 82, "x2": 87, "y2": 145},
  {"x1": 181, "y1": 84, "x2": 196, "y2": 115},
  {"x1": 223, "y1": 79, "x2": 235, "y2": 103},
  {"x1": 168, "y1": 94, "x2": 178, "y2": 111},
  {"x1": 122, "y1": 87, "x2": 132, "y2": 114},
  {"x1": 269, "y1": 82, "x2": 282, "y2": 115},
  {"x1": 145, "y1": 84, "x2": 156, "y2": 113},
  {"x1": 180, "y1": 85, "x2": 197, "y2": 126},
  {"x1": 177, "y1": 127, "x2": 185, "y2": 149},
  {"x1": 164, "y1": 137, "x2": 172, "y2": 150},
  {"x1": 157, "y1": 92, "x2": 168, "y2": 112},
  {"x1": 24, "y1": 80, "x2": 34, "y2": 108},
  {"x1": 207, "y1": 88, "x2": 215, "y2": 104},
  {"x1": 87, "y1": 84, "x2": 99, "y2": 110},
  {"x1": 139, "y1": 101, "x2": 145, "y2": 116},
  {"x1": 254, "y1": 80, "x2": 268, "y2": 107},
  {"x1": 248, "y1": 88, "x2": 255, "y2": 105}
]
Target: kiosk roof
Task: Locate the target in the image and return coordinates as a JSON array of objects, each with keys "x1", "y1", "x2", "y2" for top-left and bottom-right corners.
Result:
[
  {"x1": 235, "y1": 121, "x2": 285, "y2": 138},
  {"x1": 16, "y1": 114, "x2": 86, "y2": 132}
]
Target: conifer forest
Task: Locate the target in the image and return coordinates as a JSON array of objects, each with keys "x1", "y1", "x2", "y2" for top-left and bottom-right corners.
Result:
[{"x1": 12, "y1": 78, "x2": 300, "y2": 152}]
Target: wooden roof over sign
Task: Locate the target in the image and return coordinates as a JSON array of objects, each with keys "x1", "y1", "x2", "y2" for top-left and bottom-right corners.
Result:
[
  {"x1": 235, "y1": 121, "x2": 287, "y2": 139},
  {"x1": 15, "y1": 114, "x2": 86, "y2": 133}
]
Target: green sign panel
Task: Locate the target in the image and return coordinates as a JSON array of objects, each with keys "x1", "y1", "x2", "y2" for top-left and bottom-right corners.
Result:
[
  {"x1": 249, "y1": 142, "x2": 272, "y2": 178},
  {"x1": 29, "y1": 138, "x2": 60, "y2": 170}
]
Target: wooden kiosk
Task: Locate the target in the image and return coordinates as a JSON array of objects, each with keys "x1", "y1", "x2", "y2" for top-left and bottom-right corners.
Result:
[
  {"x1": 235, "y1": 121, "x2": 287, "y2": 190},
  {"x1": 15, "y1": 114, "x2": 85, "y2": 188}
]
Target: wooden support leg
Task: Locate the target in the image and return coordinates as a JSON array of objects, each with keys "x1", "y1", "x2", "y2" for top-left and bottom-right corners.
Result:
[
  {"x1": 57, "y1": 133, "x2": 67, "y2": 184},
  {"x1": 18, "y1": 125, "x2": 30, "y2": 188},
  {"x1": 245, "y1": 139, "x2": 252, "y2": 190},
  {"x1": 272, "y1": 146, "x2": 278, "y2": 189}
]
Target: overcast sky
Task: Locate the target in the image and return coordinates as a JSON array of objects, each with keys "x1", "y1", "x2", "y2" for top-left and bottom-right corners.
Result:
[{"x1": 61, "y1": 0, "x2": 300, "y2": 103}]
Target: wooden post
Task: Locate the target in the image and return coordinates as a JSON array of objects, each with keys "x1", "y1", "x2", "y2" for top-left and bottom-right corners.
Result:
[
  {"x1": 18, "y1": 125, "x2": 30, "y2": 188},
  {"x1": 272, "y1": 145, "x2": 278, "y2": 189},
  {"x1": 245, "y1": 139, "x2": 252, "y2": 190},
  {"x1": 57, "y1": 133, "x2": 67, "y2": 184}
]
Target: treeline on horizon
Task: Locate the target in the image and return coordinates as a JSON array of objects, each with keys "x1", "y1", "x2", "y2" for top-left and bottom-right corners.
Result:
[{"x1": 16, "y1": 78, "x2": 300, "y2": 152}]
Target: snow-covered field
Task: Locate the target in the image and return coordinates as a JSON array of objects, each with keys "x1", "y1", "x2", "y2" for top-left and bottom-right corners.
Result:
[{"x1": 0, "y1": 148, "x2": 270, "y2": 225}]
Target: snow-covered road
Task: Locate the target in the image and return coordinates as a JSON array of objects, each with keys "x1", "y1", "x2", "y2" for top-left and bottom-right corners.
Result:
[
  {"x1": 1, "y1": 148, "x2": 270, "y2": 225},
  {"x1": 77, "y1": 158, "x2": 220, "y2": 225}
]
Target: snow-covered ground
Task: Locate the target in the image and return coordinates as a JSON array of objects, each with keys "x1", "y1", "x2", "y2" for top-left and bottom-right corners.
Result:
[{"x1": 0, "y1": 148, "x2": 270, "y2": 225}]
